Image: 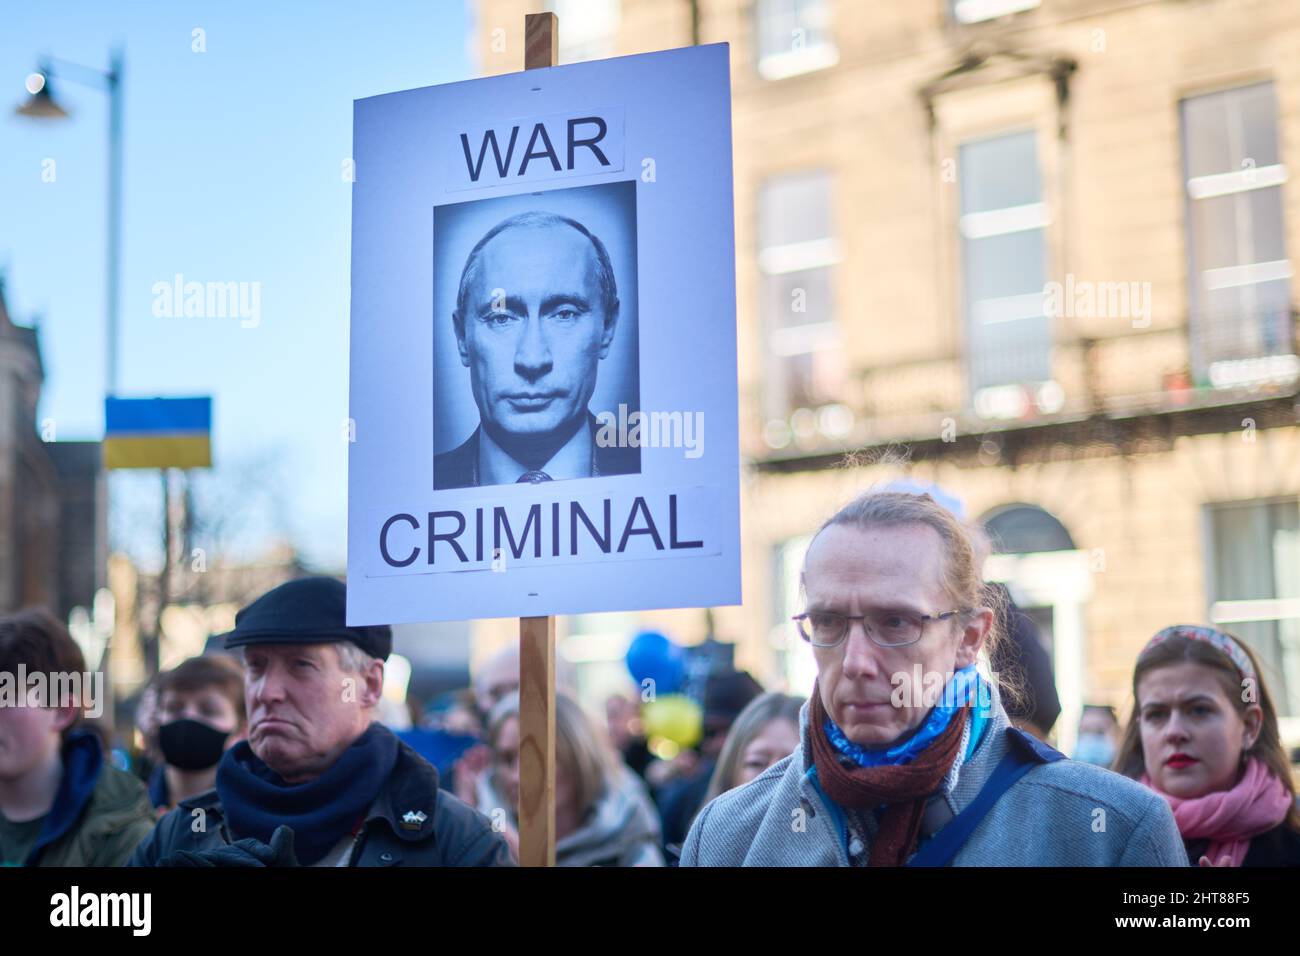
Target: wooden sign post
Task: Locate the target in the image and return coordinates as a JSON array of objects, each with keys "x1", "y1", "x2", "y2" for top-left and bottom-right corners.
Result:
[{"x1": 517, "y1": 11, "x2": 559, "y2": 869}]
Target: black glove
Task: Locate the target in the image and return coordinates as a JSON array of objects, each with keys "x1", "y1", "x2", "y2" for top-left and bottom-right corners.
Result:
[{"x1": 159, "y1": 825, "x2": 301, "y2": 867}]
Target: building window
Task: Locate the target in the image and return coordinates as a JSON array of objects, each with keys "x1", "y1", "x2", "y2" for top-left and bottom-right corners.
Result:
[
  {"x1": 1182, "y1": 82, "x2": 1294, "y2": 389},
  {"x1": 548, "y1": 0, "x2": 620, "y2": 63},
  {"x1": 758, "y1": 170, "x2": 844, "y2": 436},
  {"x1": 1207, "y1": 499, "x2": 1300, "y2": 718},
  {"x1": 771, "y1": 535, "x2": 816, "y2": 693},
  {"x1": 959, "y1": 130, "x2": 1053, "y2": 412},
  {"x1": 950, "y1": 0, "x2": 1040, "y2": 25},
  {"x1": 755, "y1": 0, "x2": 837, "y2": 81},
  {"x1": 561, "y1": 610, "x2": 643, "y2": 705}
]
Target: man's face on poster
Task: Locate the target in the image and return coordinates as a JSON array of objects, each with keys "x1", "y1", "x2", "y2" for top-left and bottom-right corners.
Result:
[{"x1": 455, "y1": 222, "x2": 618, "y2": 448}]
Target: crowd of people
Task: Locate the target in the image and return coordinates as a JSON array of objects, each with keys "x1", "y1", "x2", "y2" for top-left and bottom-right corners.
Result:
[{"x1": 2, "y1": 488, "x2": 1298, "y2": 867}]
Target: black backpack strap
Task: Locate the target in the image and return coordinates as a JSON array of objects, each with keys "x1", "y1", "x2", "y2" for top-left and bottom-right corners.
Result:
[{"x1": 907, "y1": 727, "x2": 1065, "y2": 867}]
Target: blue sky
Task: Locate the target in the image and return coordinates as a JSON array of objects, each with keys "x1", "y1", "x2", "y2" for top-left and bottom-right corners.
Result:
[{"x1": 1, "y1": 0, "x2": 474, "y2": 569}]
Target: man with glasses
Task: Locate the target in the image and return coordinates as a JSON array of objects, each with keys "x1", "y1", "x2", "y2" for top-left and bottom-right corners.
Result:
[{"x1": 680, "y1": 490, "x2": 1185, "y2": 867}]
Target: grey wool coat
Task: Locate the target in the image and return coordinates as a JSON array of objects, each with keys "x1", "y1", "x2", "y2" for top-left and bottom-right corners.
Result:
[{"x1": 681, "y1": 686, "x2": 1188, "y2": 867}]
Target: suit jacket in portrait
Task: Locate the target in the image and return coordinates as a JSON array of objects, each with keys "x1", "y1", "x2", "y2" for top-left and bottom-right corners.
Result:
[{"x1": 434, "y1": 411, "x2": 640, "y2": 490}]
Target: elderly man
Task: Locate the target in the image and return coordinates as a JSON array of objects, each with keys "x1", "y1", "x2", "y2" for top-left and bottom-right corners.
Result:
[
  {"x1": 472, "y1": 644, "x2": 520, "y2": 722},
  {"x1": 434, "y1": 210, "x2": 639, "y2": 489},
  {"x1": 681, "y1": 491, "x2": 1186, "y2": 867},
  {"x1": 129, "y1": 577, "x2": 512, "y2": 866}
]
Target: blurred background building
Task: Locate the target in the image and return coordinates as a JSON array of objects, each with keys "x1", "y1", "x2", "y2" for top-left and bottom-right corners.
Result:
[
  {"x1": 470, "y1": 0, "x2": 1300, "y2": 752},
  {"x1": 0, "y1": 274, "x2": 106, "y2": 623}
]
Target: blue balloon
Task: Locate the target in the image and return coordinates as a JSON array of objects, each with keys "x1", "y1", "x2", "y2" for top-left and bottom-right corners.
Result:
[{"x1": 625, "y1": 630, "x2": 684, "y2": 696}]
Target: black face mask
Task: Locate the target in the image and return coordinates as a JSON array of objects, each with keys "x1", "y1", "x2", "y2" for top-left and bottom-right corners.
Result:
[{"x1": 159, "y1": 718, "x2": 231, "y2": 771}]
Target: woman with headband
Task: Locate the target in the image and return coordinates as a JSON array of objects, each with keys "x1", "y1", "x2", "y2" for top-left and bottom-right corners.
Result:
[{"x1": 1117, "y1": 625, "x2": 1300, "y2": 866}]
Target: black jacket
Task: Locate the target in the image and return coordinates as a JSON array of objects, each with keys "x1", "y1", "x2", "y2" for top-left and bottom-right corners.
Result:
[
  {"x1": 656, "y1": 759, "x2": 714, "y2": 854},
  {"x1": 128, "y1": 738, "x2": 513, "y2": 867},
  {"x1": 987, "y1": 583, "x2": 1062, "y2": 735},
  {"x1": 434, "y1": 411, "x2": 639, "y2": 489},
  {"x1": 1185, "y1": 822, "x2": 1300, "y2": 867}
]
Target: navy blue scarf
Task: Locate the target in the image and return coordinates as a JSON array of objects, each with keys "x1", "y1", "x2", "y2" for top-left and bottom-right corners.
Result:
[{"x1": 216, "y1": 722, "x2": 398, "y2": 865}]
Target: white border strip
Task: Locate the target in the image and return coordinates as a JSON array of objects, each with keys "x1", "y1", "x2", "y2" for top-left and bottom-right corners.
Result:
[
  {"x1": 960, "y1": 202, "x2": 1048, "y2": 240},
  {"x1": 1188, "y1": 164, "x2": 1287, "y2": 200}
]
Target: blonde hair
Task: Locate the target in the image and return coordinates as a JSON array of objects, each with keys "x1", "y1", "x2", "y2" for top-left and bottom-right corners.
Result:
[
  {"x1": 704, "y1": 692, "x2": 803, "y2": 804},
  {"x1": 489, "y1": 691, "x2": 617, "y2": 818},
  {"x1": 805, "y1": 489, "x2": 1016, "y2": 703}
]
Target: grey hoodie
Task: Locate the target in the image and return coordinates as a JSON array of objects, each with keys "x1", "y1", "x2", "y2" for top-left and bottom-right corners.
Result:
[{"x1": 681, "y1": 685, "x2": 1188, "y2": 867}]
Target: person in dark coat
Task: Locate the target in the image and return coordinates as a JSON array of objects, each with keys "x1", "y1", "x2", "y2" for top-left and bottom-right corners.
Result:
[
  {"x1": 129, "y1": 578, "x2": 511, "y2": 867},
  {"x1": 985, "y1": 582, "x2": 1062, "y2": 739},
  {"x1": 655, "y1": 670, "x2": 763, "y2": 855}
]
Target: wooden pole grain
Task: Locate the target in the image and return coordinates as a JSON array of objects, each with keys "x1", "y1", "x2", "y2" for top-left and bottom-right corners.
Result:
[{"x1": 516, "y1": 11, "x2": 559, "y2": 869}]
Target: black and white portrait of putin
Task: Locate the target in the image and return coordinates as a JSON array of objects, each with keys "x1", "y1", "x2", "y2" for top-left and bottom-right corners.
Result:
[{"x1": 435, "y1": 211, "x2": 639, "y2": 489}]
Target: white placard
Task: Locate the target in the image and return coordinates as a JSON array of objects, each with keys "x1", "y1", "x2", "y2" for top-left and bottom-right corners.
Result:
[{"x1": 347, "y1": 44, "x2": 739, "y2": 625}]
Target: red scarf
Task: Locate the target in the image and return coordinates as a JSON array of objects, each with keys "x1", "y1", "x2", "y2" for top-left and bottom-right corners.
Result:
[{"x1": 810, "y1": 685, "x2": 967, "y2": 866}]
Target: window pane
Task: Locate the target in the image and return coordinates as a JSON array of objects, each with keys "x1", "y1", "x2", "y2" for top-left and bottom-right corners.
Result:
[
  {"x1": 1209, "y1": 500, "x2": 1300, "y2": 716},
  {"x1": 1195, "y1": 188, "x2": 1292, "y2": 272},
  {"x1": 757, "y1": 0, "x2": 833, "y2": 61},
  {"x1": 772, "y1": 536, "x2": 817, "y2": 691},
  {"x1": 759, "y1": 171, "x2": 832, "y2": 248},
  {"x1": 1183, "y1": 82, "x2": 1290, "y2": 375},
  {"x1": 778, "y1": 349, "x2": 843, "y2": 410},
  {"x1": 959, "y1": 131, "x2": 1050, "y2": 393},
  {"x1": 960, "y1": 131, "x2": 1041, "y2": 213},
  {"x1": 1195, "y1": 284, "x2": 1290, "y2": 373},
  {"x1": 969, "y1": 314, "x2": 1053, "y2": 389},
  {"x1": 1183, "y1": 91, "x2": 1233, "y2": 180},
  {"x1": 1213, "y1": 504, "x2": 1275, "y2": 601},
  {"x1": 1189, "y1": 194, "x2": 1241, "y2": 272},
  {"x1": 549, "y1": 0, "x2": 620, "y2": 63},
  {"x1": 1235, "y1": 83, "x2": 1282, "y2": 169},
  {"x1": 763, "y1": 267, "x2": 832, "y2": 330},
  {"x1": 1247, "y1": 186, "x2": 1288, "y2": 263},
  {"x1": 1181, "y1": 84, "x2": 1279, "y2": 178},
  {"x1": 760, "y1": 172, "x2": 837, "y2": 417},
  {"x1": 964, "y1": 230, "x2": 1047, "y2": 302},
  {"x1": 1272, "y1": 504, "x2": 1300, "y2": 717}
]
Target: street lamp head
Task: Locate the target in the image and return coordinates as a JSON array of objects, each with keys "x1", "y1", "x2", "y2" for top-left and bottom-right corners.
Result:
[{"x1": 16, "y1": 72, "x2": 69, "y2": 119}]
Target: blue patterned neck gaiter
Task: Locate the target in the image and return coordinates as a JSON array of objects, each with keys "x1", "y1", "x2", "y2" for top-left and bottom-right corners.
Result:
[{"x1": 823, "y1": 664, "x2": 985, "y2": 768}]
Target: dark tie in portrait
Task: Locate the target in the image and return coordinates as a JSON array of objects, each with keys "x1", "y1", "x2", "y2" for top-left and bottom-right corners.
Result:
[{"x1": 435, "y1": 210, "x2": 640, "y2": 489}]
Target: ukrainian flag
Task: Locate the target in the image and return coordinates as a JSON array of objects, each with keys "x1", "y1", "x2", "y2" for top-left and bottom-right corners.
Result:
[{"x1": 104, "y1": 397, "x2": 212, "y2": 470}]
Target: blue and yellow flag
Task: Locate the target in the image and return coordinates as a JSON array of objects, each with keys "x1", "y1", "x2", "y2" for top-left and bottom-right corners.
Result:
[{"x1": 104, "y1": 397, "x2": 212, "y2": 469}]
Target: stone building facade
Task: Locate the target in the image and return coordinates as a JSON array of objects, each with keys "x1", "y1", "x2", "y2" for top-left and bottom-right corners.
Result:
[{"x1": 468, "y1": 0, "x2": 1300, "y2": 749}]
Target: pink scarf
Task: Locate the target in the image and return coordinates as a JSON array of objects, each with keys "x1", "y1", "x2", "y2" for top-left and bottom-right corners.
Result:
[{"x1": 1142, "y1": 758, "x2": 1293, "y2": 866}]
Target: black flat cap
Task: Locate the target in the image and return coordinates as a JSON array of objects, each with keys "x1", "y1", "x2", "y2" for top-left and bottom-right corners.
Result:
[{"x1": 222, "y1": 577, "x2": 391, "y2": 661}]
